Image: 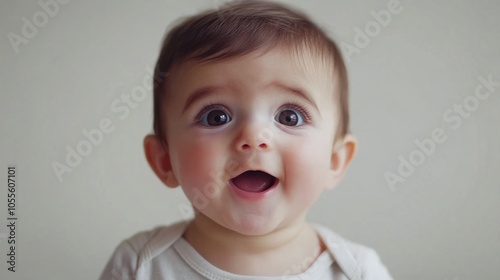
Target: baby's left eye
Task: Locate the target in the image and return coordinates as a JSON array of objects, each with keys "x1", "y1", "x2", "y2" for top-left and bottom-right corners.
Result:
[{"x1": 275, "y1": 109, "x2": 304, "y2": 126}]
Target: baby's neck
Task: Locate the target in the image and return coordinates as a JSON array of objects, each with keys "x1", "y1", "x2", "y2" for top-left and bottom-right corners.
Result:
[{"x1": 182, "y1": 214, "x2": 325, "y2": 276}]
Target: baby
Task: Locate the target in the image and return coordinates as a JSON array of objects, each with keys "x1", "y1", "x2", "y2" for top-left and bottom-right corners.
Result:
[{"x1": 100, "y1": 1, "x2": 392, "y2": 279}]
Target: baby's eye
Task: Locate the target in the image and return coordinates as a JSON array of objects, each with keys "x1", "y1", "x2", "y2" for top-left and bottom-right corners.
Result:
[
  {"x1": 200, "y1": 109, "x2": 231, "y2": 126},
  {"x1": 275, "y1": 109, "x2": 304, "y2": 126}
]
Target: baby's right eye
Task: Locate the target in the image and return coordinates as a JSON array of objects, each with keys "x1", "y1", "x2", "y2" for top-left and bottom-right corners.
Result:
[{"x1": 198, "y1": 106, "x2": 232, "y2": 126}]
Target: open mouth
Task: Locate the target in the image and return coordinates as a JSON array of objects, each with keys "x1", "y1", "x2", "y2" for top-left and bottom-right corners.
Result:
[{"x1": 230, "y1": 170, "x2": 278, "y2": 193}]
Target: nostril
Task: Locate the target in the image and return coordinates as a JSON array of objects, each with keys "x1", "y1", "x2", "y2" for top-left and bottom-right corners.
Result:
[{"x1": 240, "y1": 143, "x2": 267, "y2": 150}]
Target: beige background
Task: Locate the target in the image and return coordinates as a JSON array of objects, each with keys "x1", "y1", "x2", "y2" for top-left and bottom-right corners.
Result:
[{"x1": 1, "y1": 0, "x2": 499, "y2": 279}]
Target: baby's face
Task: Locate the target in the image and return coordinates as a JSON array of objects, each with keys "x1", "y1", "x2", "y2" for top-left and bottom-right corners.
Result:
[{"x1": 163, "y1": 48, "x2": 340, "y2": 235}]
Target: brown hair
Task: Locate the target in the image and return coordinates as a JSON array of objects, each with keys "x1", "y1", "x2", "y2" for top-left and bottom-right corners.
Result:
[{"x1": 152, "y1": 0, "x2": 349, "y2": 146}]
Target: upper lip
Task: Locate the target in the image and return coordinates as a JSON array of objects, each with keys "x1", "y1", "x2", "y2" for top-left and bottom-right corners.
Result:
[{"x1": 231, "y1": 169, "x2": 277, "y2": 180}]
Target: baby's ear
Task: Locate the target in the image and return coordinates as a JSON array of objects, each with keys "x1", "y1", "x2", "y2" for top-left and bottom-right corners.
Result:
[
  {"x1": 143, "y1": 135, "x2": 179, "y2": 188},
  {"x1": 326, "y1": 134, "x2": 357, "y2": 190}
]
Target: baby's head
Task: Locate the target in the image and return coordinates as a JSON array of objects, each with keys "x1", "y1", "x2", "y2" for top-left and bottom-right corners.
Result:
[{"x1": 145, "y1": 0, "x2": 357, "y2": 235}]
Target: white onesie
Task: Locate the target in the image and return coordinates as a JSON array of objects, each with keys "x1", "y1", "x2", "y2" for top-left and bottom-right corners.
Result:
[{"x1": 99, "y1": 221, "x2": 393, "y2": 280}]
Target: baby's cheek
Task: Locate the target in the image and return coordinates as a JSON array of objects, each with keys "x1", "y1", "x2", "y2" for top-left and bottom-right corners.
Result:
[
  {"x1": 286, "y1": 138, "x2": 332, "y2": 186},
  {"x1": 178, "y1": 139, "x2": 232, "y2": 189},
  {"x1": 298, "y1": 135, "x2": 331, "y2": 165}
]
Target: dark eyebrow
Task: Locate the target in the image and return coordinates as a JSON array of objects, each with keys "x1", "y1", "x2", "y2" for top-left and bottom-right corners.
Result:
[
  {"x1": 269, "y1": 82, "x2": 319, "y2": 112},
  {"x1": 182, "y1": 86, "x2": 223, "y2": 114}
]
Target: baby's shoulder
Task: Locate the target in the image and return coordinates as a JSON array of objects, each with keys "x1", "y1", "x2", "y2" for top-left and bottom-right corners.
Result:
[
  {"x1": 313, "y1": 224, "x2": 392, "y2": 280},
  {"x1": 99, "y1": 221, "x2": 188, "y2": 280},
  {"x1": 126, "y1": 220, "x2": 188, "y2": 255}
]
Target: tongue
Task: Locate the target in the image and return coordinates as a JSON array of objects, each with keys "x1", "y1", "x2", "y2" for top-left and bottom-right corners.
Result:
[{"x1": 231, "y1": 171, "x2": 275, "y2": 193}]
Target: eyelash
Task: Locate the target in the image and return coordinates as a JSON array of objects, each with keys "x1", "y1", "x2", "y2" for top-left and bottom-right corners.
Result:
[
  {"x1": 279, "y1": 102, "x2": 312, "y2": 124},
  {"x1": 193, "y1": 102, "x2": 312, "y2": 124},
  {"x1": 194, "y1": 103, "x2": 229, "y2": 123}
]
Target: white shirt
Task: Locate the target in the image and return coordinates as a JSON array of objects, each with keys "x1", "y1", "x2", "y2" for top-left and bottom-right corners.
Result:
[{"x1": 99, "y1": 221, "x2": 392, "y2": 280}]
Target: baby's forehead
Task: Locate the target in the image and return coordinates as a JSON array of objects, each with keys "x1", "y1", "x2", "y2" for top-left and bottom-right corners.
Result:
[
  {"x1": 171, "y1": 52, "x2": 333, "y2": 96},
  {"x1": 171, "y1": 46, "x2": 336, "y2": 89}
]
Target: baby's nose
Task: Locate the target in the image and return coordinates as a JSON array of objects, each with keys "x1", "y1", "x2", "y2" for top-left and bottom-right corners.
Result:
[{"x1": 234, "y1": 122, "x2": 273, "y2": 152}]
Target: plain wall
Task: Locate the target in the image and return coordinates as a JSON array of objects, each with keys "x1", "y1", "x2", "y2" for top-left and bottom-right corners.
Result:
[{"x1": 1, "y1": 0, "x2": 499, "y2": 279}]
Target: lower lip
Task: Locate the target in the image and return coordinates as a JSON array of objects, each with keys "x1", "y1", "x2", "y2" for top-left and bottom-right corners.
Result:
[{"x1": 229, "y1": 179, "x2": 279, "y2": 201}]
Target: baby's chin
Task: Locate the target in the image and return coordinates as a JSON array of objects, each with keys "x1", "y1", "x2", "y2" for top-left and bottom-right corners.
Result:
[
  {"x1": 226, "y1": 218, "x2": 278, "y2": 236},
  {"x1": 214, "y1": 210, "x2": 305, "y2": 238}
]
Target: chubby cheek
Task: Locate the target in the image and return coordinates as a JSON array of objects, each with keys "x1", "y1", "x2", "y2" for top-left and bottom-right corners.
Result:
[
  {"x1": 171, "y1": 136, "x2": 227, "y2": 198},
  {"x1": 281, "y1": 134, "x2": 332, "y2": 206}
]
